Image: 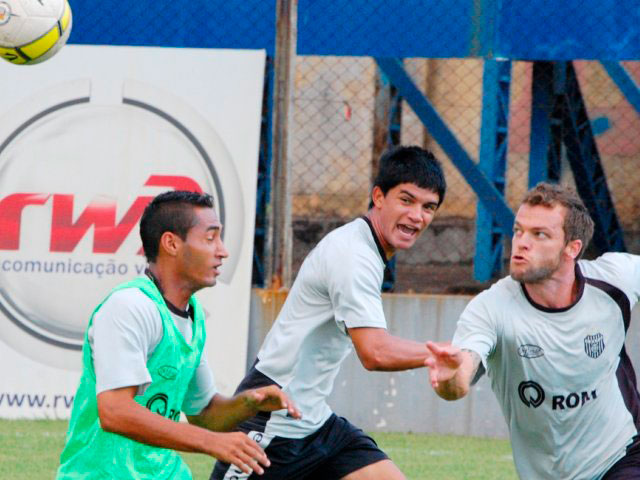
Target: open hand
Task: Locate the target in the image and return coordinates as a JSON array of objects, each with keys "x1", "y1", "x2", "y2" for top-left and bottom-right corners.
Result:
[
  {"x1": 425, "y1": 341, "x2": 464, "y2": 389},
  {"x1": 244, "y1": 385, "x2": 302, "y2": 419}
]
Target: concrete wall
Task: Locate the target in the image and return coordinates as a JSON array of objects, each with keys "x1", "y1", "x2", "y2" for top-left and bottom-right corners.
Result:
[{"x1": 247, "y1": 289, "x2": 640, "y2": 439}]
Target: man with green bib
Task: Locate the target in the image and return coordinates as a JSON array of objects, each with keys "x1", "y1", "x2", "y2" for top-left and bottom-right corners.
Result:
[{"x1": 57, "y1": 191, "x2": 300, "y2": 479}]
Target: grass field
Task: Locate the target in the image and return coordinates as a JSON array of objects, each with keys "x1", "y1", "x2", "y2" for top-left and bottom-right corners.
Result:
[{"x1": 0, "y1": 420, "x2": 517, "y2": 479}]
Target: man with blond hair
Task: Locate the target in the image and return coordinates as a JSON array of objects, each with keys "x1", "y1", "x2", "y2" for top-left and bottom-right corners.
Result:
[{"x1": 427, "y1": 182, "x2": 640, "y2": 479}]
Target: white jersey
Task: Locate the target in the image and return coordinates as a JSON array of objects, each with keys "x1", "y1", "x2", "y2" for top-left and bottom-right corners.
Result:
[
  {"x1": 249, "y1": 217, "x2": 388, "y2": 438},
  {"x1": 89, "y1": 288, "x2": 217, "y2": 415},
  {"x1": 453, "y1": 253, "x2": 640, "y2": 479}
]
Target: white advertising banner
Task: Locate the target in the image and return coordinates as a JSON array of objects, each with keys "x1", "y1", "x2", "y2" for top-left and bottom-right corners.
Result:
[{"x1": 0, "y1": 45, "x2": 265, "y2": 418}]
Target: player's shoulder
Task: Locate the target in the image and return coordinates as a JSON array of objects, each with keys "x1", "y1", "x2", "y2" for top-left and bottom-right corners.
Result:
[
  {"x1": 300, "y1": 218, "x2": 383, "y2": 287},
  {"x1": 322, "y1": 217, "x2": 367, "y2": 243},
  {"x1": 97, "y1": 285, "x2": 161, "y2": 326},
  {"x1": 477, "y1": 275, "x2": 520, "y2": 301},
  {"x1": 579, "y1": 252, "x2": 640, "y2": 284},
  {"x1": 467, "y1": 276, "x2": 521, "y2": 313},
  {"x1": 579, "y1": 252, "x2": 640, "y2": 298},
  {"x1": 103, "y1": 286, "x2": 156, "y2": 308},
  {"x1": 317, "y1": 218, "x2": 378, "y2": 259},
  {"x1": 90, "y1": 283, "x2": 164, "y2": 353}
]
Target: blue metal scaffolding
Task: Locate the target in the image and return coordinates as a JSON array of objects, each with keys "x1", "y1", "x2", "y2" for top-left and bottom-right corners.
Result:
[
  {"x1": 474, "y1": 59, "x2": 512, "y2": 282},
  {"x1": 529, "y1": 61, "x2": 626, "y2": 254}
]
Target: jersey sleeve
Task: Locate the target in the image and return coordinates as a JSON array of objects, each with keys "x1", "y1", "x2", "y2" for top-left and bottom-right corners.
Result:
[
  {"x1": 452, "y1": 291, "x2": 499, "y2": 366},
  {"x1": 326, "y1": 249, "x2": 386, "y2": 330},
  {"x1": 579, "y1": 253, "x2": 640, "y2": 307},
  {"x1": 181, "y1": 350, "x2": 217, "y2": 415},
  {"x1": 90, "y1": 289, "x2": 162, "y2": 395}
]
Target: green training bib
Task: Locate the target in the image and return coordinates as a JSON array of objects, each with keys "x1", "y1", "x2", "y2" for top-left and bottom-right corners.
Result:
[{"x1": 57, "y1": 276, "x2": 206, "y2": 479}]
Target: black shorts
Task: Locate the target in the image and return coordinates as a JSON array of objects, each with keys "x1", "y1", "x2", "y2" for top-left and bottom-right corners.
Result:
[
  {"x1": 210, "y1": 414, "x2": 388, "y2": 480},
  {"x1": 602, "y1": 436, "x2": 640, "y2": 479}
]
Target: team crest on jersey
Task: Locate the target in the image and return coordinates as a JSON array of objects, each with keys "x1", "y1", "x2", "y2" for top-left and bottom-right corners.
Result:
[{"x1": 584, "y1": 333, "x2": 605, "y2": 359}]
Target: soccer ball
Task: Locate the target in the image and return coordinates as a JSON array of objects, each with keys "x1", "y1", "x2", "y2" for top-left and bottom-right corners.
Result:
[{"x1": 0, "y1": 0, "x2": 72, "y2": 65}]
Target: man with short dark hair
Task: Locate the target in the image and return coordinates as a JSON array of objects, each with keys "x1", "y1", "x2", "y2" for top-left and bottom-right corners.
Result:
[
  {"x1": 427, "y1": 182, "x2": 640, "y2": 479},
  {"x1": 57, "y1": 190, "x2": 300, "y2": 479},
  {"x1": 211, "y1": 146, "x2": 447, "y2": 480}
]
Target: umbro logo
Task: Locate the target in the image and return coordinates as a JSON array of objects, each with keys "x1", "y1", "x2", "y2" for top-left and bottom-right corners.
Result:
[
  {"x1": 157, "y1": 365, "x2": 177, "y2": 380},
  {"x1": 517, "y1": 344, "x2": 544, "y2": 359}
]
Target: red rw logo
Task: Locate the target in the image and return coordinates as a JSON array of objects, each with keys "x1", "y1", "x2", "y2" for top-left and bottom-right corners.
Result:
[{"x1": 0, "y1": 175, "x2": 202, "y2": 253}]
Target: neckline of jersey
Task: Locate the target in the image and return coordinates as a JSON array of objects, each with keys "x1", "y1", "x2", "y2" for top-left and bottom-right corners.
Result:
[
  {"x1": 144, "y1": 268, "x2": 193, "y2": 320},
  {"x1": 359, "y1": 216, "x2": 389, "y2": 266},
  {"x1": 519, "y1": 263, "x2": 586, "y2": 313}
]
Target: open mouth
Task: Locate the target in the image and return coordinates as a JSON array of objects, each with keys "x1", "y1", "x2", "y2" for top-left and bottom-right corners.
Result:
[{"x1": 398, "y1": 224, "x2": 419, "y2": 237}]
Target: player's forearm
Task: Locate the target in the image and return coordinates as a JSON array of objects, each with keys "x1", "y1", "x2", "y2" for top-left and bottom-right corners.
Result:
[
  {"x1": 432, "y1": 373, "x2": 471, "y2": 400},
  {"x1": 432, "y1": 350, "x2": 479, "y2": 401},
  {"x1": 362, "y1": 336, "x2": 429, "y2": 371},
  {"x1": 188, "y1": 393, "x2": 257, "y2": 432},
  {"x1": 98, "y1": 396, "x2": 221, "y2": 455}
]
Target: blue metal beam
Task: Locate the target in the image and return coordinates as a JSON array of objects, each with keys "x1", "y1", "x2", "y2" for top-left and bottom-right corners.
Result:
[
  {"x1": 601, "y1": 61, "x2": 640, "y2": 116},
  {"x1": 375, "y1": 57, "x2": 514, "y2": 235},
  {"x1": 474, "y1": 59, "x2": 512, "y2": 282},
  {"x1": 561, "y1": 62, "x2": 626, "y2": 253},
  {"x1": 529, "y1": 61, "x2": 626, "y2": 254},
  {"x1": 529, "y1": 61, "x2": 562, "y2": 186},
  {"x1": 252, "y1": 56, "x2": 275, "y2": 287}
]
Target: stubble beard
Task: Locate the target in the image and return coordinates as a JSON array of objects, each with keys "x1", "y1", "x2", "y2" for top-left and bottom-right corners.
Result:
[{"x1": 510, "y1": 253, "x2": 562, "y2": 284}]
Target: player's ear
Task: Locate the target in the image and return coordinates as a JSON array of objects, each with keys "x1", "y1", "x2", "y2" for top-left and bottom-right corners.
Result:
[
  {"x1": 371, "y1": 186, "x2": 385, "y2": 209},
  {"x1": 159, "y1": 232, "x2": 181, "y2": 258},
  {"x1": 565, "y1": 238, "x2": 582, "y2": 261}
]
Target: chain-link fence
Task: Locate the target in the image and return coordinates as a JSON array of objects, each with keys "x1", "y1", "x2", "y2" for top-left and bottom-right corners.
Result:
[
  {"x1": 71, "y1": 0, "x2": 640, "y2": 294},
  {"x1": 289, "y1": 55, "x2": 640, "y2": 293},
  {"x1": 286, "y1": 0, "x2": 640, "y2": 293}
]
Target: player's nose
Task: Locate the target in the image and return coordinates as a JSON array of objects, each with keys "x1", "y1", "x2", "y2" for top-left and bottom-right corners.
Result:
[
  {"x1": 217, "y1": 239, "x2": 229, "y2": 259},
  {"x1": 513, "y1": 234, "x2": 530, "y2": 251},
  {"x1": 407, "y1": 203, "x2": 423, "y2": 224}
]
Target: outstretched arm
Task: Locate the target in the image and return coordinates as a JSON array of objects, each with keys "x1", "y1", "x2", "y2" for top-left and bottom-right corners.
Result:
[
  {"x1": 348, "y1": 327, "x2": 430, "y2": 371},
  {"x1": 97, "y1": 386, "x2": 270, "y2": 475},
  {"x1": 424, "y1": 342, "x2": 482, "y2": 400},
  {"x1": 187, "y1": 385, "x2": 301, "y2": 432}
]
